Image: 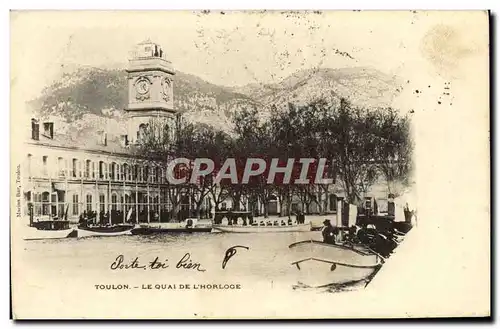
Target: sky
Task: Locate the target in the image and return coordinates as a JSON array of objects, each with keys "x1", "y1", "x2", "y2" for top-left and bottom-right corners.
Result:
[{"x1": 11, "y1": 10, "x2": 487, "y2": 104}]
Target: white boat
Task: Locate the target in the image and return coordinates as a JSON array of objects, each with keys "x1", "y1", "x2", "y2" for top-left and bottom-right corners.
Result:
[
  {"x1": 17, "y1": 218, "x2": 77, "y2": 241},
  {"x1": 288, "y1": 240, "x2": 383, "y2": 287},
  {"x1": 77, "y1": 224, "x2": 134, "y2": 238},
  {"x1": 212, "y1": 222, "x2": 311, "y2": 233},
  {"x1": 77, "y1": 208, "x2": 135, "y2": 238},
  {"x1": 22, "y1": 226, "x2": 77, "y2": 241}
]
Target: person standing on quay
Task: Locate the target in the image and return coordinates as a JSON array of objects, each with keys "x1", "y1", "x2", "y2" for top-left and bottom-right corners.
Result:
[{"x1": 322, "y1": 220, "x2": 336, "y2": 244}]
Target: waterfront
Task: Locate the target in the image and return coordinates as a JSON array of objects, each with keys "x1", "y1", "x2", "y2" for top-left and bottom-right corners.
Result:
[{"x1": 18, "y1": 231, "x2": 369, "y2": 293}]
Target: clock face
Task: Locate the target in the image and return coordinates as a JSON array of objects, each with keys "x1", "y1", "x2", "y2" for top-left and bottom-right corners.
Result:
[{"x1": 136, "y1": 79, "x2": 150, "y2": 95}]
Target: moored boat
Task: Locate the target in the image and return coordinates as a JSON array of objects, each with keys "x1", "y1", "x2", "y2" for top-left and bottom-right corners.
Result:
[
  {"x1": 77, "y1": 224, "x2": 135, "y2": 238},
  {"x1": 21, "y1": 205, "x2": 77, "y2": 240},
  {"x1": 21, "y1": 222, "x2": 77, "y2": 240},
  {"x1": 288, "y1": 240, "x2": 383, "y2": 287},
  {"x1": 77, "y1": 208, "x2": 135, "y2": 238},
  {"x1": 212, "y1": 222, "x2": 311, "y2": 233},
  {"x1": 131, "y1": 219, "x2": 213, "y2": 235}
]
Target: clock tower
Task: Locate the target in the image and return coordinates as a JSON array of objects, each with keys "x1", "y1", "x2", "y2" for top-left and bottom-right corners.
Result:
[{"x1": 126, "y1": 39, "x2": 179, "y2": 144}]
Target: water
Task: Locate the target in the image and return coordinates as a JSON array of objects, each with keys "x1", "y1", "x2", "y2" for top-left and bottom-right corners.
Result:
[
  {"x1": 15, "y1": 231, "x2": 375, "y2": 318},
  {"x1": 20, "y1": 231, "x2": 370, "y2": 292}
]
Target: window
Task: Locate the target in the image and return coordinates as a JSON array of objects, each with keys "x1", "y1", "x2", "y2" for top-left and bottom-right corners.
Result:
[
  {"x1": 99, "y1": 194, "x2": 105, "y2": 212},
  {"x1": 85, "y1": 160, "x2": 91, "y2": 178},
  {"x1": 133, "y1": 165, "x2": 138, "y2": 181},
  {"x1": 124, "y1": 194, "x2": 131, "y2": 214},
  {"x1": 72, "y1": 194, "x2": 79, "y2": 215},
  {"x1": 26, "y1": 154, "x2": 32, "y2": 177},
  {"x1": 33, "y1": 193, "x2": 42, "y2": 216},
  {"x1": 329, "y1": 194, "x2": 337, "y2": 212},
  {"x1": 123, "y1": 164, "x2": 128, "y2": 181},
  {"x1": 138, "y1": 123, "x2": 148, "y2": 142},
  {"x1": 58, "y1": 157, "x2": 65, "y2": 177},
  {"x1": 138, "y1": 166, "x2": 143, "y2": 182},
  {"x1": 99, "y1": 161, "x2": 105, "y2": 179},
  {"x1": 110, "y1": 162, "x2": 116, "y2": 181},
  {"x1": 116, "y1": 163, "x2": 121, "y2": 181},
  {"x1": 144, "y1": 166, "x2": 149, "y2": 183},
  {"x1": 42, "y1": 192, "x2": 50, "y2": 215},
  {"x1": 86, "y1": 194, "x2": 93, "y2": 212},
  {"x1": 111, "y1": 194, "x2": 117, "y2": 211},
  {"x1": 72, "y1": 159, "x2": 78, "y2": 178},
  {"x1": 42, "y1": 156, "x2": 48, "y2": 176}
]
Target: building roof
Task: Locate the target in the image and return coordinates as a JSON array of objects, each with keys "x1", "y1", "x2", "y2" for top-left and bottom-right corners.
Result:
[{"x1": 25, "y1": 117, "x2": 135, "y2": 157}]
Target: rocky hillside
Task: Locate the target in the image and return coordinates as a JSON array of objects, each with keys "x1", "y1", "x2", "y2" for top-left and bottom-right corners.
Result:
[
  {"x1": 233, "y1": 67, "x2": 403, "y2": 110},
  {"x1": 28, "y1": 65, "x2": 403, "y2": 134}
]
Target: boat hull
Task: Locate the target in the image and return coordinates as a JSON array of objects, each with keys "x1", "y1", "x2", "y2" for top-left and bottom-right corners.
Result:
[
  {"x1": 212, "y1": 223, "x2": 311, "y2": 233},
  {"x1": 131, "y1": 227, "x2": 212, "y2": 235},
  {"x1": 289, "y1": 240, "x2": 382, "y2": 287},
  {"x1": 77, "y1": 225, "x2": 134, "y2": 238},
  {"x1": 22, "y1": 227, "x2": 77, "y2": 240}
]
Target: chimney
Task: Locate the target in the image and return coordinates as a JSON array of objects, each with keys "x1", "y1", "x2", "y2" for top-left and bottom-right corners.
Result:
[
  {"x1": 121, "y1": 134, "x2": 129, "y2": 147},
  {"x1": 31, "y1": 119, "x2": 39, "y2": 141},
  {"x1": 43, "y1": 122, "x2": 54, "y2": 139}
]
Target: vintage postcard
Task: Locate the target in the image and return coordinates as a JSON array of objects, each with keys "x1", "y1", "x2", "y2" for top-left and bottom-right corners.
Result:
[{"x1": 10, "y1": 10, "x2": 490, "y2": 319}]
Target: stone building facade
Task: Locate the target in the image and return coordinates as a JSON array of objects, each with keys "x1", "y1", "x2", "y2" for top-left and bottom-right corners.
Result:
[{"x1": 22, "y1": 40, "x2": 207, "y2": 224}]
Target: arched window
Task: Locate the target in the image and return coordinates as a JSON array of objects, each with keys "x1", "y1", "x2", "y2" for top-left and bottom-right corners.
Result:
[
  {"x1": 85, "y1": 160, "x2": 91, "y2": 178},
  {"x1": 138, "y1": 166, "x2": 144, "y2": 182},
  {"x1": 153, "y1": 167, "x2": 159, "y2": 183},
  {"x1": 117, "y1": 163, "x2": 121, "y2": 181},
  {"x1": 134, "y1": 165, "x2": 139, "y2": 181},
  {"x1": 72, "y1": 194, "x2": 79, "y2": 215},
  {"x1": 99, "y1": 161, "x2": 107, "y2": 180},
  {"x1": 110, "y1": 162, "x2": 117, "y2": 181},
  {"x1": 41, "y1": 191, "x2": 50, "y2": 215},
  {"x1": 123, "y1": 163, "x2": 128, "y2": 181},
  {"x1": 86, "y1": 194, "x2": 93, "y2": 212},
  {"x1": 111, "y1": 193, "x2": 118, "y2": 211},
  {"x1": 99, "y1": 194, "x2": 106, "y2": 212},
  {"x1": 138, "y1": 123, "x2": 149, "y2": 142},
  {"x1": 72, "y1": 158, "x2": 78, "y2": 178}
]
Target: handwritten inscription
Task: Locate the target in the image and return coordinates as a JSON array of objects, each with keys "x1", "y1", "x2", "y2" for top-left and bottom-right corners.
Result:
[
  {"x1": 222, "y1": 245, "x2": 249, "y2": 269},
  {"x1": 110, "y1": 253, "x2": 206, "y2": 272}
]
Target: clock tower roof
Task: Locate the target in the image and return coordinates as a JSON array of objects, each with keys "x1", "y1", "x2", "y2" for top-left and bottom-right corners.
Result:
[{"x1": 127, "y1": 40, "x2": 174, "y2": 75}]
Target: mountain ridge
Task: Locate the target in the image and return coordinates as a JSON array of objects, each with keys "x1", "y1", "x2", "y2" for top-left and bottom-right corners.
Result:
[{"x1": 27, "y1": 64, "x2": 404, "y2": 135}]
